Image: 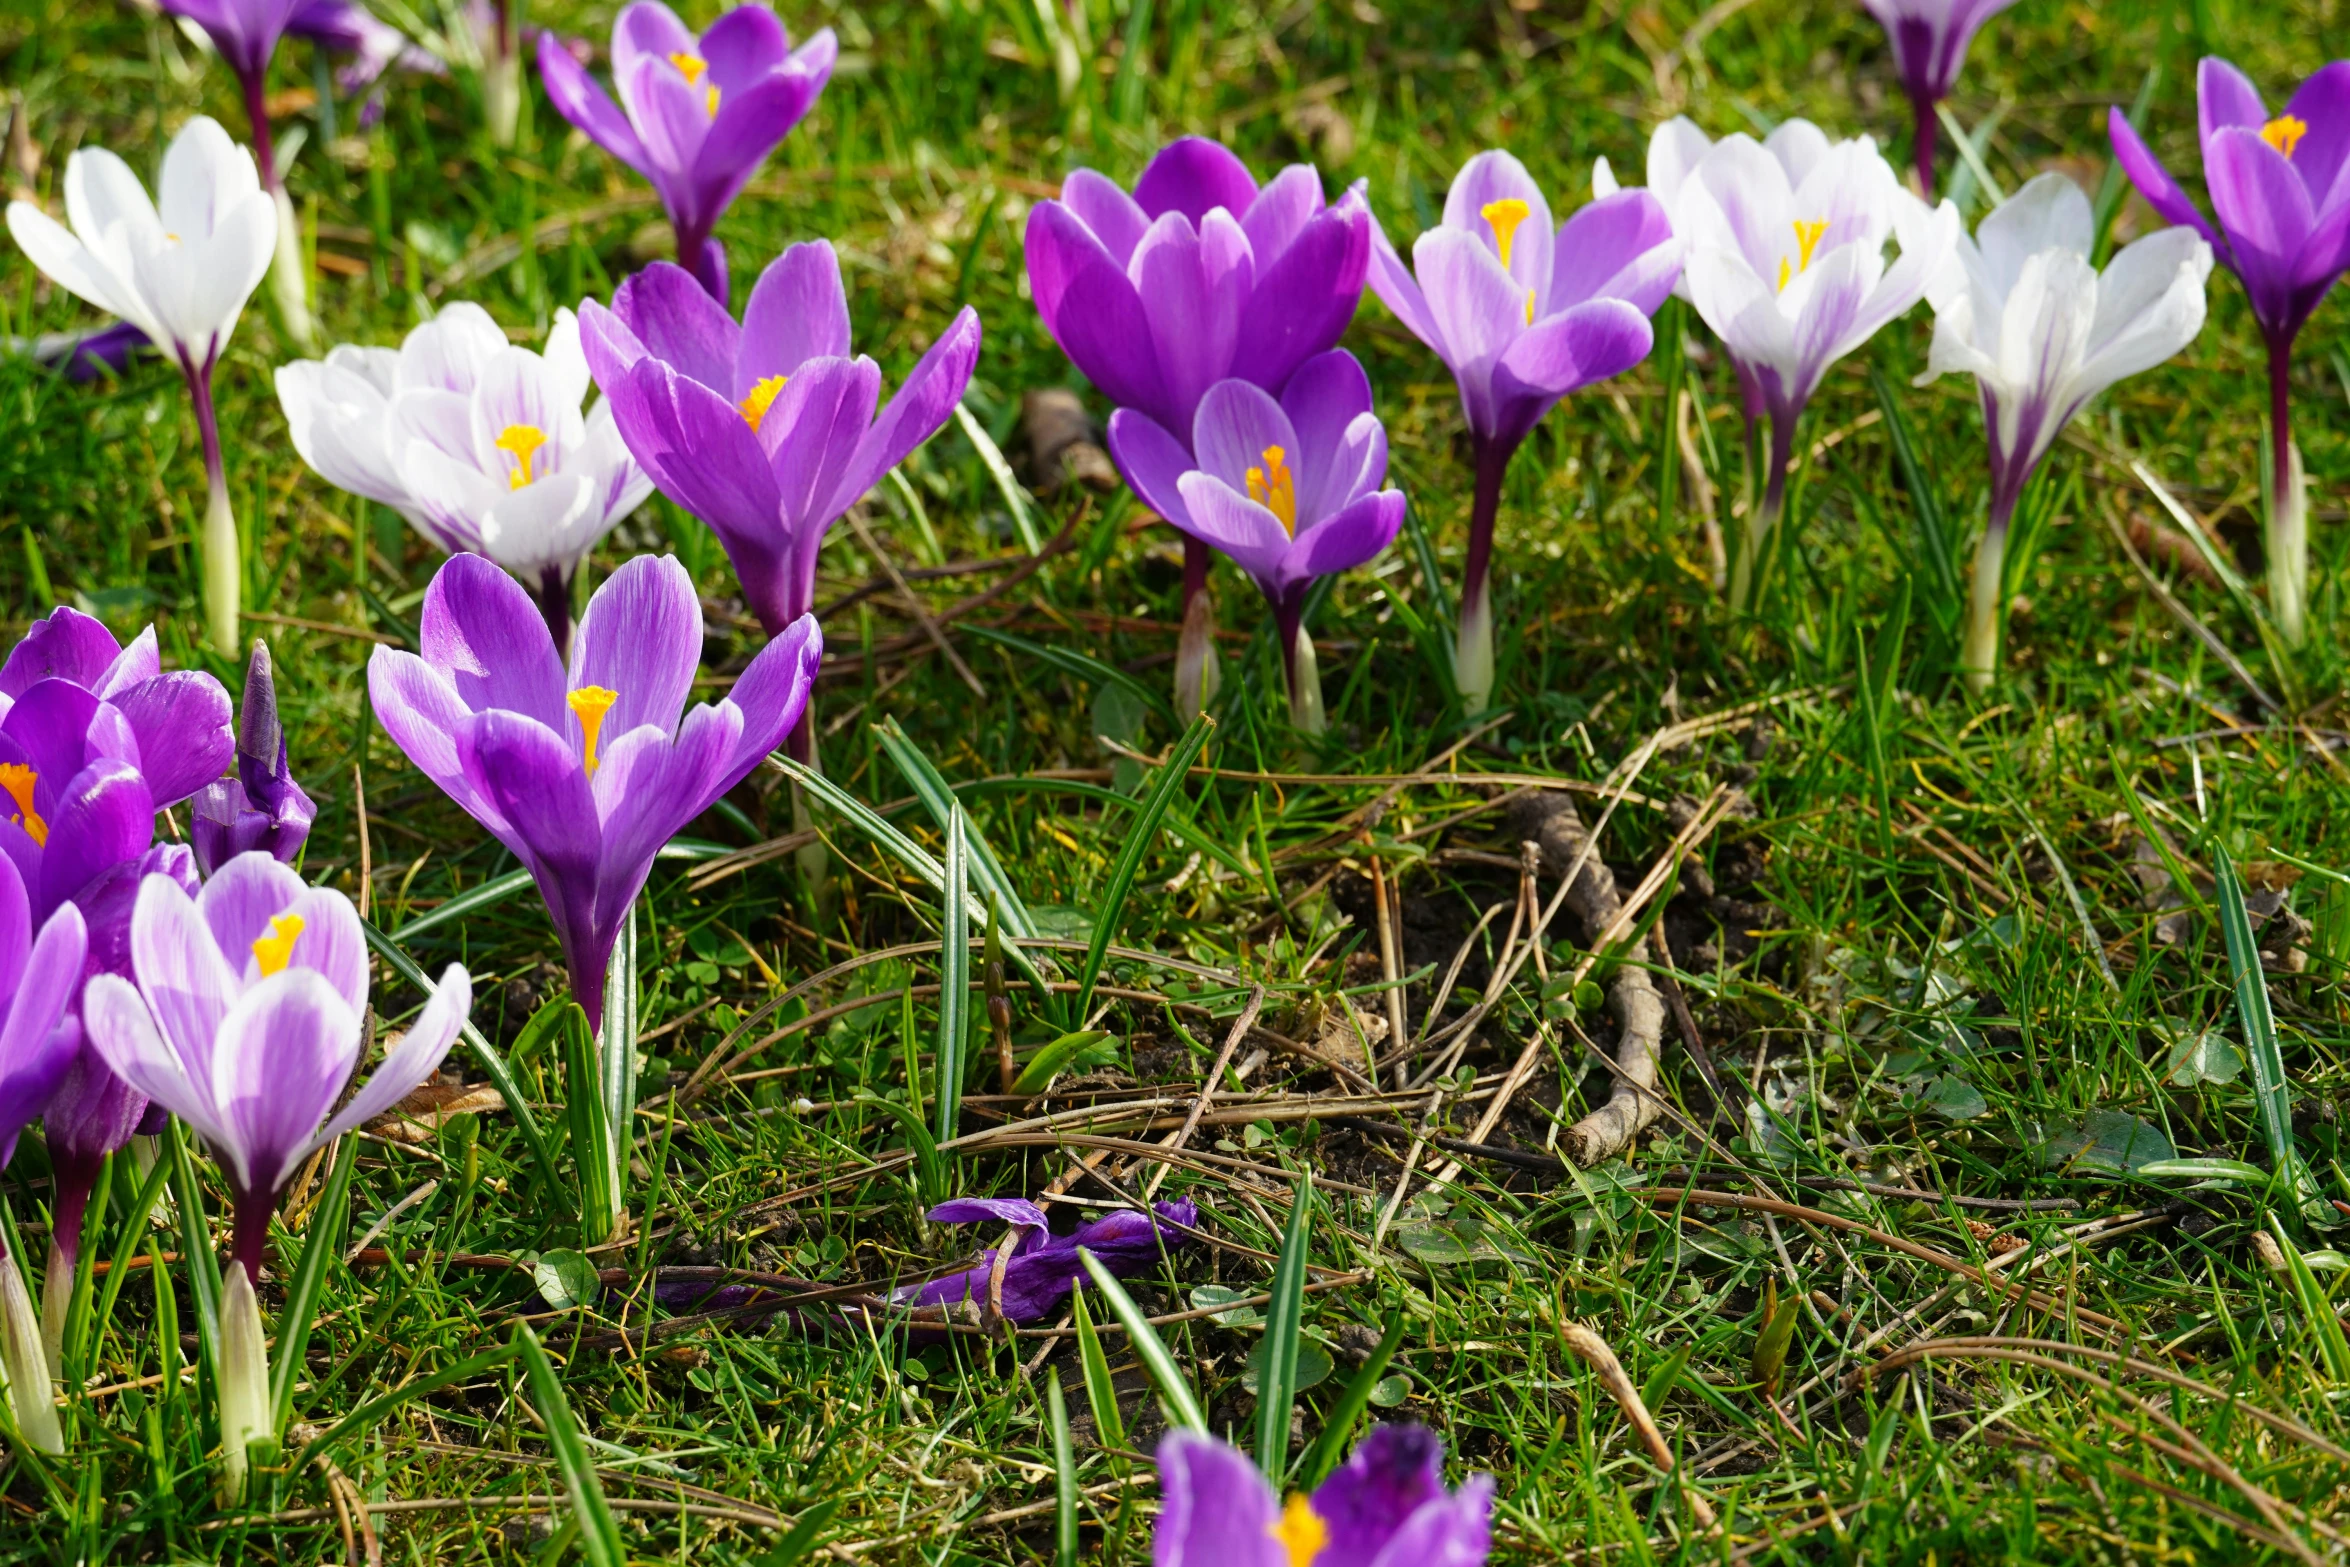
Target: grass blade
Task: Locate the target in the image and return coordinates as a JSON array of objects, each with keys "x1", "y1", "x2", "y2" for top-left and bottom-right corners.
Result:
[
  {"x1": 1869, "y1": 363, "x2": 1961, "y2": 613},
  {"x1": 289, "y1": 1343, "x2": 517, "y2": 1470},
  {"x1": 1010, "y1": 1029, "x2": 1118, "y2": 1095},
  {"x1": 270, "y1": 1133, "x2": 358, "y2": 1432},
  {"x1": 1299, "y1": 1310, "x2": 1405, "y2": 1488},
  {"x1": 875, "y1": 714, "x2": 1047, "y2": 945},
  {"x1": 1071, "y1": 1287, "x2": 1125, "y2": 1454},
  {"x1": 1075, "y1": 714, "x2": 1215, "y2": 1020},
  {"x1": 87, "y1": 1148, "x2": 173, "y2": 1379},
  {"x1": 1047, "y1": 1371, "x2": 1081, "y2": 1567},
  {"x1": 514, "y1": 1321, "x2": 627, "y2": 1567},
  {"x1": 936, "y1": 804, "x2": 970, "y2": 1144},
  {"x1": 1078, "y1": 1248, "x2": 1204, "y2": 1431},
  {"x1": 856, "y1": 1094, "x2": 947, "y2": 1205},
  {"x1": 954, "y1": 399, "x2": 1042, "y2": 555},
  {"x1": 599, "y1": 902, "x2": 639, "y2": 1225},
  {"x1": 750, "y1": 1499, "x2": 840, "y2": 1567},
  {"x1": 2215, "y1": 844, "x2": 2294, "y2": 1180},
  {"x1": 2268, "y1": 1214, "x2": 2350, "y2": 1380},
  {"x1": 959, "y1": 627, "x2": 1173, "y2": 728},
  {"x1": 1255, "y1": 1170, "x2": 1314, "y2": 1481},
  {"x1": 559, "y1": 1000, "x2": 622, "y2": 1244},
  {"x1": 1652, "y1": 301, "x2": 1684, "y2": 543},
  {"x1": 167, "y1": 1120, "x2": 223, "y2": 1395}
]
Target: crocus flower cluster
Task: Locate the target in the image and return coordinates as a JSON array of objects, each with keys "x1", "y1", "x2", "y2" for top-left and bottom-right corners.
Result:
[
  {"x1": 1373, "y1": 150, "x2": 1678, "y2": 709},
  {"x1": 2112, "y1": 58, "x2": 2350, "y2": 645},
  {"x1": 7, "y1": 117, "x2": 275, "y2": 655},
  {"x1": 277, "y1": 304, "x2": 654, "y2": 650},
  {"x1": 1860, "y1": 0, "x2": 2019, "y2": 195},
  {"x1": 539, "y1": 1, "x2": 837, "y2": 301},
  {"x1": 1920, "y1": 174, "x2": 2212, "y2": 685},
  {"x1": 898, "y1": 1196, "x2": 1197, "y2": 1326},
  {"x1": 1155, "y1": 1423, "x2": 1493, "y2": 1566},
  {"x1": 193, "y1": 642, "x2": 319, "y2": 874}
]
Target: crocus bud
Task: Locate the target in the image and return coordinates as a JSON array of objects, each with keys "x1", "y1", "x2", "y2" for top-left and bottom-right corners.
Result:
[
  {"x1": 0, "y1": 1245, "x2": 62, "y2": 1454},
  {"x1": 216, "y1": 1262, "x2": 271, "y2": 1499},
  {"x1": 192, "y1": 640, "x2": 316, "y2": 876}
]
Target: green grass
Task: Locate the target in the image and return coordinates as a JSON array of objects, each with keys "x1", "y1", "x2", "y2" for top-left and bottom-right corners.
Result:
[{"x1": 6, "y1": 0, "x2": 2350, "y2": 1560}]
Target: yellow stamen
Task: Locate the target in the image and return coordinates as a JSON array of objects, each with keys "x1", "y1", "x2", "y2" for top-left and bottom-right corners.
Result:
[
  {"x1": 738, "y1": 374, "x2": 789, "y2": 432},
  {"x1": 1792, "y1": 218, "x2": 1829, "y2": 270},
  {"x1": 706, "y1": 83, "x2": 721, "y2": 117},
  {"x1": 251, "y1": 913, "x2": 305, "y2": 976},
  {"x1": 1267, "y1": 1494, "x2": 1328, "y2": 1567},
  {"x1": 1480, "y1": 197, "x2": 1533, "y2": 270},
  {"x1": 1524, "y1": 286, "x2": 1537, "y2": 326},
  {"x1": 1777, "y1": 256, "x2": 1791, "y2": 292},
  {"x1": 2264, "y1": 115, "x2": 2309, "y2": 158},
  {"x1": 569, "y1": 686, "x2": 620, "y2": 777},
  {"x1": 0, "y1": 764, "x2": 45, "y2": 847},
  {"x1": 495, "y1": 424, "x2": 549, "y2": 490},
  {"x1": 1245, "y1": 444, "x2": 1298, "y2": 536},
  {"x1": 668, "y1": 51, "x2": 707, "y2": 85}
]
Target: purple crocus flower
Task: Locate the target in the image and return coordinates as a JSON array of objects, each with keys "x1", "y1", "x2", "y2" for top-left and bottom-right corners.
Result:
[
  {"x1": 1860, "y1": 0, "x2": 2019, "y2": 196},
  {"x1": 1368, "y1": 150, "x2": 1678, "y2": 712},
  {"x1": 193, "y1": 641, "x2": 317, "y2": 876},
  {"x1": 579, "y1": 243, "x2": 975, "y2": 759},
  {"x1": 368, "y1": 553, "x2": 819, "y2": 1035},
  {"x1": 1025, "y1": 137, "x2": 1373, "y2": 719},
  {"x1": 538, "y1": 2, "x2": 836, "y2": 301},
  {"x1": 2110, "y1": 58, "x2": 2350, "y2": 646},
  {"x1": 285, "y1": 0, "x2": 445, "y2": 94},
  {"x1": 896, "y1": 1196, "x2": 1197, "y2": 1326},
  {"x1": 0, "y1": 855, "x2": 88, "y2": 1170},
  {"x1": 1109, "y1": 351, "x2": 1404, "y2": 733},
  {"x1": 1156, "y1": 1424, "x2": 1493, "y2": 1567}
]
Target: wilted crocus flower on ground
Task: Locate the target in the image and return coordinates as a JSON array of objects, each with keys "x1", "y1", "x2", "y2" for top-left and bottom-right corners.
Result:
[
  {"x1": 194, "y1": 642, "x2": 318, "y2": 874},
  {"x1": 277, "y1": 305, "x2": 654, "y2": 651},
  {"x1": 897, "y1": 1196, "x2": 1197, "y2": 1326},
  {"x1": 2111, "y1": 59, "x2": 2350, "y2": 646},
  {"x1": 1027, "y1": 137, "x2": 1373, "y2": 719},
  {"x1": 539, "y1": 2, "x2": 836, "y2": 300},
  {"x1": 7, "y1": 118, "x2": 274, "y2": 655},
  {"x1": 1370, "y1": 150, "x2": 1677, "y2": 710},
  {"x1": 369, "y1": 554, "x2": 819, "y2": 1035},
  {"x1": 1919, "y1": 174, "x2": 2212, "y2": 687},
  {"x1": 84, "y1": 853, "x2": 471, "y2": 1494},
  {"x1": 1860, "y1": 0, "x2": 2019, "y2": 195},
  {"x1": 1156, "y1": 1423, "x2": 1493, "y2": 1566},
  {"x1": 581, "y1": 243, "x2": 973, "y2": 758},
  {"x1": 1636, "y1": 120, "x2": 1957, "y2": 612},
  {"x1": 1109, "y1": 352, "x2": 1405, "y2": 733}
]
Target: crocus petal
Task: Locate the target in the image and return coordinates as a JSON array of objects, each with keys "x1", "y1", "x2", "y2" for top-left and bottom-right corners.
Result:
[
  {"x1": 2107, "y1": 108, "x2": 2222, "y2": 251},
  {"x1": 1188, "y1": 379, "x2": 1298, "y2": 498},
  {"x1": 84, "y1": 971, "x2": 231, "y2": 1153},
  {"x1": 1134, "y1": 212, "x2": 1252, "y2": 431},
  {"x1": 127, "y1": 867, "x2": 243, "y2": 1097},
  {"x1": 2207, "y1": 126, "x2": 2318, "y2": 271},
  {"x1": 1367, "y1": 216, "x2": 1443, "y2": 350},
  {"x1": 1278, "y1": 349, "x2": 1380, "y2": 521},
  {"x1": 1283, "y1": 490, "x2": 1403, "y2": 593},
  {"x1": 320, "y1": 963, "x2": 473, "y2": 1139},
  {"x1": 1104, "y1": 409, "x2": 1198, "y2": 530},
  {"x1": 927, "y1": 1197, "x2": 1050, "y2": 1232},
  {"x1": 367, "y1": 650, "x2": 499, "y2": 832},
  {"x1": 1497, "y1": 296, "x2": 1655, "y2": 398},
  {"x1": 1313, "y1": 1423, "x2": 1449, "y2": 1562},
  {"x1": 1023, "y1": 208, "x2": 1167, "y2": 417},
  {"x1": 211, "y1": 968, "x2": 362, "y2": 1201},
  {"x1": 460, "y1": 711, "x2": 602, "y2": 963},
  {"x1": 417, "y1": 553, "x2": 570, "y2": 728},
  {"x1": 1153, "y1": 1429, "x2": 1284, "y2": 1567},
  {"x1": 2280, "y1": 61, "x2": 2350, "y2": 211},
  {"x1": 714, "y1": 613, "x2": 820, "y2": 778},
  {"x1": 194, "y1": 852, "x2": 309, "y2": 975},
  {"x1": 1239, "y1": 163, "x2": 1325, "y2": 267},
  {"x1": 1132, "y1": 137, "x2": 1259, "y2": 225},
  {"x1": 1365, "y1": 1477, "x2": 1496, "y2": 1567},
  {"x1": 108, "y1": 670, "x2": 233, "y2": 807},
  {"x1": 0, "y1": 608, "x2": 124, "y2": 699},
  {"x1": 738, "y1": 240, "x2": 853, "y2": 395},
  {"x1": 0, "y1": 900, "x2": 85, "y2": 1163},
  {"x1": 1442, "y1": 148, "x2": 1555, "y2": 298},
  {"x1": 1229, "y1": 203, "x2": 1370, "y2": 392},
  {"x1": 1173, "y1": 473, "x2": 1294, "y2": 583},
  {"x1": 609, "y1": 261, "x2": 742, "y2": 393},
  {"x1": 1059, "y1": 168, "x2": 1152, "y2": 268},
  {"x1": 36, "y1": 762, "x2": 155, "y2": 917},
  {"x1": 1415, "y1": 225, "x2": 1527, "y2": 381},
  {"x1": 764, "y1": 355, "x2": 883, "y2": 524},
  {"x1": 837, "y1": 307, "x2": 981, "y2": 511},
  {"x1": 571, "y1": 553, "x2": 705, "y2": 741},
  {"x1": 537, "y1": 30, "x2": 651, "y2": 177},
  {"x1": 2199, "y1": 56, "x2": 2270, "y2": 141},
  {"x1": 1549, "y1": 190, "x2": 1677, "y2": 312}
]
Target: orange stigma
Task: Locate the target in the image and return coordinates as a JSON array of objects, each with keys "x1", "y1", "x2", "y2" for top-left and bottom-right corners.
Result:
[
  {"x1": 2264, "y1": 115, "x2": 2309, "y2": 157},
  {"x1": 738, "y1": 375, "x2": 789, "y2": 432},
  {"x1": 1245, "y1": 445, "x2": 1298, "y2": 535},
  {"x1": 1266, "y1": 1494, "x2": 1327, "y2": 1566},
  {"x1": 495, "y1": 424, "x2": 548, "y2": 489},
  {"x1": 251, "y1": 913, "x2": 305, "y2": 976},
  {"x1": 1480, "y1": 197, "x2": 1532, "y2": 270},
  {"x1": 568, "y1": 686, "x2": 619, "y2": 776},
  {"x1": 0, "y1": 764, "x2": 44, "y2": 847}
]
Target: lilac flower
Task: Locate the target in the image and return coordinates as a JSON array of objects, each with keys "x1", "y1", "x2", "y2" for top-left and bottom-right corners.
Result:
[
  {"x1": 83, "y1": 852, "x2": 470, "y2": 1494},
  {"x1": 897, "y1": 1196, "x2": 1197, "y2": 1326},
  {"x1": 1919, "y1": 175, "x2": 2211, "y2": 686},
  {"x1": 2110, "y1": 59, "x2": 2350, "y2": 645},
  {"x1": 579, "y1": 243, "x2": 975, "y2": 757},
  {"x1": 193, "y1": 642, "x2": 318, "y2": 876},
  {"x1": 1109, "y1": 352, "x2": 1404, "y2": 733},
  {"x1": 368, "y1": 553, "x2": 819, "y2": 1035},
  {"x1": 1156, "y1": 1424, "x2": 1493, "y2": 1567},
  {"x1": 1368, "y1": 150, "x2": 1677, "y2": 710},
  {"x1": 1860, "y1": 0, "x2": 2020, "y2": 195},
  {"x1": 538, "y1": 2, "x2": 837, "y2": 301},
  {"x1": 1026, "y1": 137, "x2": 1373, "y2": 718}
]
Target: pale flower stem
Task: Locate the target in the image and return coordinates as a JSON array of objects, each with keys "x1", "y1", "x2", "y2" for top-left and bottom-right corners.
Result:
[
  {"x1": 267, "y1": 184, "x2": 316, "y2": 355},
  {"x1": 0, "y1": 1244, "x2": 62, "y2": 1454},
  {"x1": 1452, "y1": 581, "x2": 1494, "y2": 717},
  {"x1": 485, "y1": 1, "x2": 523, "y2": 149},
  {"x1": 216, "y1": 1263, "x2": 271, "y2": 1502},
  {"x1": 2265, "y1": 347, "x2": 2307, "y2": 648},
  {"x1": 1173, "y1": 563, "x2": 1220, "y2": 722},
  {"x1": 37, "y1": 1233, "x2": 69, "y2": 1380},
  {"x1": 1280, "y1": 615, "x2": 1325, "y2": 735},
  {"x1": 1729, "y1": 414, "x2": 1795, "y2": 616},
  {"x1": 1963, "y1": 493, "x2": 2016, "y2": 692},
  {"x1": 189, "y1": 364, "x2": 242, "y2": 657},
  {"x1": 1454, "y1": 437, "x2": 1509, "y2": 714}
]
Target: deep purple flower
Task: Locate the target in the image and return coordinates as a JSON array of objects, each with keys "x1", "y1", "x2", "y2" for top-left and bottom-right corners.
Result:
[
  {"x1": 1155, "y1": 1423, "x2": 1493, "y2": 1566},
  {"x1": 1861, "y1": 0, "x2": 2019, "y2": 194},
  {"x1": 1110, "y1": 352, "x2": 1404, "y2": 732},
  {"x1": 193, "y1": 641, "x2": 317, "y2": 876},
  {"x1": 1368, "y1": 149, "x2": 1677, "y2": 710},
  {"x1": 0, "y1": 854, "x2": 87, "y2": 1170},
  {"x1": 897, "y1": 1196, "x2": 1197, "y2": 1325},
  {"x1": 538, "y1": 2, "x2": 836, "y2": 301},
  {"x1": 368, "y1": 553, "x2": 818, "y2": 1035},
  {"x1": 580, "y1": 243, "x2": 975, "y2": 756},
  {"x1": 2110, "y1": 58, "x2": 2350, "y2": 644}
]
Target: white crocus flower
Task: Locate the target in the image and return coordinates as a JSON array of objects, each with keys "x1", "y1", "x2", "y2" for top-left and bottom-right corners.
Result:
[
  {"x1": 276, "y1": 304, "x2": 654, "y2": 650},
  {"x1": 1604, "y1": 119, "x2": 1959, "y2": 611},
  {"x1": 1920, "y1": 172, "x2": 2211, "y2": 686},
  {"x1": 7, "y1": 116, "x2": 275, "y2": 656}
]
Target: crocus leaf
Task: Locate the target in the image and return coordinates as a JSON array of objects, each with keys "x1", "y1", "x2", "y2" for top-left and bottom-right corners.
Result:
[
  {"x1": 936, "y1": 804, "x2": 970, "y2": 1145},
  {"x1": 1072, "y1": 1287, "x2": 1125, "y2": 1454},
  {"x1": 1010, "y1": 1031, "x2": 1120, "y2": 1095},
  {"x1": 1075, "y1": 713, "x2": 1215, "y2": 1020},
  {"x1": 1077, "y1": 1247, "x2": 1204, "y2": 1431},
  {"x1": 270, "y1": 1133, "x2": 359, "y2": 1431},
  {"x1": 514, "y1": 1321, "x2": 627, "y2": 1567},
  {"x1": 1298, "y1": 1310, "x2": 1406, "y2": 1487},
  {"x1": 1255, "y1": 1170, "x2": 1315, "y2": 1481},
  {"x1": 1047, "y1": 1373, "x2": 1080, "y2": 1567}
]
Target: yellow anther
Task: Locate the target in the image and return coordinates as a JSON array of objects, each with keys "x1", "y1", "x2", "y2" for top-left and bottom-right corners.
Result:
[
  {"x1": 0, "y1": 764, "x2": 45, "y2": 847},
  {"x1": 1792, "y1": 218, "x2": 1829, "y2": 271},
  {"x1": 706, "y1": 83, "x2": 721, "y2": 116},
  {"x1": 1778, "y1": 256, "x2": 1792, "y2": 292},
  {"x1": 1525, "y1": 286, "x2": 1537, "y2": 325},
  {"x1": 1481, "y1": 198, "x2": 1533, "y2": 270},
  {"x1": 1245, "y1": 444, "x2": 1298, "y2": 535},
  {"x1": 668, "y1": 51, "x2": 707, "y2": 85},
  {"x1": 568, "y1": 686, "x2": 620, "y2": 777},
  {"x1": 738, "y1": 374, "x2": 789, "y2": 432},
  {"x1": 495, "y1": 424, "x2": 549, "y2": 490},
  {"x1": 1267, "y1": 1494, "x2": 1328, "y2": 1567},
  {"x1": 2264, "y1": 115, "x2": 2309, "y2": 158},
  {"x1": 251, "y1": 913, "x2": 305, "y2": 977}
]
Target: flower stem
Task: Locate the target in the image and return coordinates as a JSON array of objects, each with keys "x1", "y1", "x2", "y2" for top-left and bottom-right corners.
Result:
[
  {"x1": 229, "y1": 1188, "x2": 277, "y2": 1286},
  {"x1": 1910, "y1": 90, "x2": 1939, "y2": 199},
  {"x1": 1729, "y1": 413, "x2": 1796, "y2": 616},
  {"x1": 217, "y1": 1262, "x2": 272, "y2": 1501},
  {"x1": 533, "y1": 567, "x2": 574, "y2": 662},
  {"x1": 189, "y1": 363, "x2": 243, "y2": 657},
  {"x1": 1275, "y1": 599, "x2": 1325, "y2": 734},
  {"x1": 484, "y1": 0, "x2": 523, "y2": 147},
  {"x1": 1173, "y1": 538, "x2": 1220, "y2": 721},
  {"x1": 676, "y1": 227, "x2": 729, "y2": 302},
  {"x1": 2264, "y1": 341, "x2": 2307, "y2": 648},
  {"x1": 239, "y1": 65, "x2": 280, "y2": 190},
  {"x1": 1962, "y1": 489, "x2": 2017, "y2": 691},
  {"x1": 1455, "y1": 437, "x2": 1510, "y2": 713}
]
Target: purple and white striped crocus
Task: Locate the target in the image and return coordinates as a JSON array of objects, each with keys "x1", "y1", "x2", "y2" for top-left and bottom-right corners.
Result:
[
  {"x1": 83, "y1": 852, "x2": 471, "y2": 1495},
  {"x1": 1919, "y1": 174, "x2": 2211, "y2": 688},
  {"x1": 2110, "y1": 59, "x2": 2350, "y2": 646},
  {"x1": 0, "y1": 853, "x2": 84, "y2": 1454},
  {"x1": 538, "y1": 2, "x2": 836, "y2": 301},
  {"x1": 1155, "y1": 1423, "x2": 1493, "y2": 1567},
  {"x1": 1369, "y1": 150, "x2": 1678, "y2": 711},
  {"x1": 1860, "y1": 0, "x2": 2019, "y2": 195},
  {"x1": 1109, "y1": 351, "x2": 1405, "y2": 733},
  {"x1": 1026, "y1": 137, "x2": 1373, "y2": 720},
  {"x1": 369, "y1": 553, "x2": 819, "y2": 1036},
  {"x1": 193, "y1": 641, "x2": 318, "y2": 876},
  {"x1": 580, "y1": 242, "x2": 974, "y2": 759}
]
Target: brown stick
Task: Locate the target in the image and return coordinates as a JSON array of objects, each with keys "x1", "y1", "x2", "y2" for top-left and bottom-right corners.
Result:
[{"x1": 1560, "y1": 1322, "x2": 1718, "y2": 1531}]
